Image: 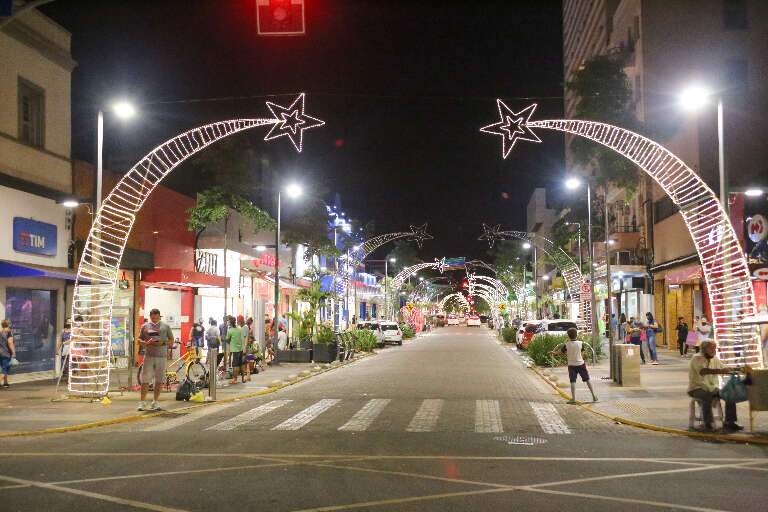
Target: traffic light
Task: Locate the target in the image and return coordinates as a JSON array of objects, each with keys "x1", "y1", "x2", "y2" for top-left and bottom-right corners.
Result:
[{"x1": 257, "y1": 0, "x2": 305, "y2": 36}]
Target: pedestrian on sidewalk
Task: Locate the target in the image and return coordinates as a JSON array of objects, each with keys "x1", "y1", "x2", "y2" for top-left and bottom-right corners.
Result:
[
  {"x1": 628, "y1": 318, "x2": 646, "y2": 364},
  {"x1": 277, "y1": 324, "x2": 288, "y2": 351},
  {"x1": 645, "y1": 313, "x2": 660, "y2": 365},
  {"x1": 220, "y1": 315, "x2": 230, "y2": 370},
  {"x1": 57, "y1": 320, "x2": 72, "y2": 376},
  {"x1": 553, "y1": 327, "x2": 598, "y2": 404},
  {"x1": 695, "y1": 317, "x2": 712, "y2": 355},
  {"x1": 227, "y1": 317, "x2": 245, "y2": 384},
  {"x1": 188, "y1": 320, "x2": 205, "y2": 358},
  {"x1": 618, "y1": 313, "x2": 627, "y2": 341},
  {"x1": 138, "y1": 309, "x2": 174, "y2": 411},
  {"x1": 610, "y1": 314, "x2": 618, "y2": 341},
  {"x1": 205, "y1": 318, "x2": 221, "y2": 367},
  {"x1": 688, "y1": 340, "x2": 749, "y2": 432},
  {"x1": 676, "y1": 317, "x2": 689, "y2": 357},
  {"x1": 0, "y1": 320, "x2": 16, "y2": 387}
]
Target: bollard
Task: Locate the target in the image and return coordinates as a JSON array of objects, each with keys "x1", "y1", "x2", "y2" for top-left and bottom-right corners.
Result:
[{"x1": 208, "y1": 348, "x2": 217, "y2": 401}]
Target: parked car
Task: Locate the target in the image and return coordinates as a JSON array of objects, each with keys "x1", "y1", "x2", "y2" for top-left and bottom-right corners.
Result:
[
  {"x1": 467, "y1": 314, "x2": 481, "y2": 327},
  {"x1": 377, "y1": 321, "x2": 403, "y2": 345},
  {"x1": 479, "y1": 315, "x2": 489, "y2": 324},
  {"x1": 517, "y1": 320, "x2": 541, "y2": 349},
  {"x1": 357, "y1": 321, "x2": 384, "y2": 347},
  {"x1": 447, "y1": 314, "x2": 459, "y2": 325},
  {"x1": 521, "y1": 319, "x2": 579, "y2": 349}
]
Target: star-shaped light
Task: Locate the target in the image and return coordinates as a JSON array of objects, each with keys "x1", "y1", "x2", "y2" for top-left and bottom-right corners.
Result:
[
  {"x1": 478, "y1": 223, "x2": 504, "y2": 248},
  {"x1": 435, "y1": 257, "x2": 446, "y2": 274},
  {"x1": 480, "y1": 101, "x2": 541, "y2": 159},
  {"x1": 264, "y1": 93, "x2": 325, "y2": 152},
  {"x1": 407, "y1": 223, "x2": 433, "y2": 249}
]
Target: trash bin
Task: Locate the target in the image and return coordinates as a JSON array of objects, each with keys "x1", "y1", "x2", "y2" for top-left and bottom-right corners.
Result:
[{"x1": 615, "y1": 343, "x2": 641, "y2": 386}]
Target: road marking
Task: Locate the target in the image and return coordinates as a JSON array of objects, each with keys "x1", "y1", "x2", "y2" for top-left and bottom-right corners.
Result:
[
  {"x1": 338, "y1": 399, "x2": 391, "y2": 432},
  {"x1": 143, "y1": 402, "x2": 239, "y2": 431},
  {"x1": 205, "y1": 400, "x2": 292, "y2": 431},
  {"x1": 406, "y1": 399, "x2": 444, "y2": 432},
  {"x1": 529, "y1": 402, "x2": 571, "y2": 434},
  {"x1": 522, "y1": 488, "x2": 728, "y2": 512},
  {"x1": 272, "y1": 399, "x2": 340, "y2": 431},
  {"x1": 475, "y1": 400, "x2": 503, "y2": 433},
  {"x1": 0, "y1": 473, "x2": 190, "y2": 512}
]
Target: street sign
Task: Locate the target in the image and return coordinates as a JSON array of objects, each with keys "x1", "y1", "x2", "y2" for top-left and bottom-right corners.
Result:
[
  {"x1": 580, "y1": 280, "x2": 591, "y2": 295},
  {"x1": 748, "y1": 214, "x2": 767, "y2": 243},
  {"x1": 257, "y1": 0, "x2": 305, "y2": 36}
]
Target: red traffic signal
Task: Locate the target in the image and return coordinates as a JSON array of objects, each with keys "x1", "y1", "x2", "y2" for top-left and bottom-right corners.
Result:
[{"x1": 257, "y1": 0, "x2": 305, "y2": 36}]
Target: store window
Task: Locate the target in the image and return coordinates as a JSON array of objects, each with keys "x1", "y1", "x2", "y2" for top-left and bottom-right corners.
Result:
[
  {"x1": 5, "y1": 288, "x2": 56, "y2": 372},
  {"x1": 18, "y1": 78, "x2": 45, "y2": 147}
]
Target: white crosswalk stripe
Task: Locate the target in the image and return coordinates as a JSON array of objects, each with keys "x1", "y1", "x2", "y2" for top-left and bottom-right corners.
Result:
[
  {"x1": 205, "y1": 400, "x2": 292, "y2": 431},
  {"x1": 529, "y1": 401, "x2": 572, "y2": 434},
  {"x1": 475, "y1": 399, "x2": 503, "y2": 433},
  {"x1": 144, "y1": 402, "x2": 239, "y2": 432},
  {"x1": 406, "y1": 399, "x2": 444, "y2": 432},
  {"x1": 271, "y1": 399, "x2": 340, "y2": 431},
  {"x1": 338, "y1": 399, "x2": 391, "y2": 432}
]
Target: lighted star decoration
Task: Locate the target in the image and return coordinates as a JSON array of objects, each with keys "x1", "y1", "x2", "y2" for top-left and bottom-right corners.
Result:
[
  {"x1": 478, "y1": 223, "x2": 504, "y2": 248},
  {"x1": 408, "y1": 223, "x2": 433, "y2": 249},
  {"x1": 435, "y1": 257, "x2": 446, "y2": 274},
  {"x1": 264, "y1": 93, "x2": 325, "y2": 152},
  {"x1": 480, "y1": 101, "x2": 541, "y2": 159}
]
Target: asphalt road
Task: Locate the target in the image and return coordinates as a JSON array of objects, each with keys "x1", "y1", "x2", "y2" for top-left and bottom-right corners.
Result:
[{"x1": 1, "y1": 326, "x2": 767, "y2": 511}]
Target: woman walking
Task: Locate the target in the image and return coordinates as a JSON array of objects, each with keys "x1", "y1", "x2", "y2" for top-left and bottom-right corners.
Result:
[{"x1": 645, "y1": 312, "x2": 660, "y2": 365}]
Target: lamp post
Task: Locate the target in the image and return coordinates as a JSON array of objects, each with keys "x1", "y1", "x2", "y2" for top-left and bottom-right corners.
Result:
[
  {"x1": 566, "y1": 177, "x2": 600, "y2": 352},
  {"x1": 565, "y1": 221, "x2": 583, "y2": 272},
  {"x1": 97, "y1": 101, "x2": 136, "y2": 211},
  {"x1": 273, "y1": 183, "x2": 302, "y2": 353},
  {"x1": 522, "y1": 242, "x2": 538, "y2": 319},
  {"x1": 678, "y1": 85, "x2": 727, "y2": 212}
]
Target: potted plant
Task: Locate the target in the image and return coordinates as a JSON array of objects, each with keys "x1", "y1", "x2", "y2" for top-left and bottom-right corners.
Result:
[{"x1": 312, "y1": 323, "x2": 337, "y2": 363}]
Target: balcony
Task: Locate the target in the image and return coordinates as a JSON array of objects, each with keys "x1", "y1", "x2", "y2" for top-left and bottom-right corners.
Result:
[{"x1": 609, "y1": 224, "x2": 641, "y2": 252}]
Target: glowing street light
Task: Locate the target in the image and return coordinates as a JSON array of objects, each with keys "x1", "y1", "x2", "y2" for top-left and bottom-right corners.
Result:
[
  {"x1": 745, "y1": 188, "x2": 764, "y2": 197},
  {"x1": 565, "y1": 176, "x2": 582, "y2": 190},
  {"x1": 522, "y1": 242, "x2": 532, "y2": 250},
  {"x1": 677, "y1": 85, "x2": 710, "y2": 112},
  {"x1": 285, "y1": 183, "x2": 303, "y2": 198},
  {"x1": 112, "y1": 100, "x2": 137, "y2": 119}
]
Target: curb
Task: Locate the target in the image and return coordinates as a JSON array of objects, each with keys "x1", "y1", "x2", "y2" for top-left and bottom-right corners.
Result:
[
  {"x1": 0, "y1": 352, "x2": 375, "y2": 439},
  {"x1": 527, "y1": 362, "x2": 768, "y2": 446}
]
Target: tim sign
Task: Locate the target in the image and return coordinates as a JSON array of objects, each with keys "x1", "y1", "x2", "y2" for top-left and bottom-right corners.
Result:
[{"x1": 13, "y1": 217, "x2": 57, "y2": 256}]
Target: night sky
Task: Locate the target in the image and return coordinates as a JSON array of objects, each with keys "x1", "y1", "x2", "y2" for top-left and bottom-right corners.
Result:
[{"x1": 41, "y1": 0, "x2": 566, "y2": 261}]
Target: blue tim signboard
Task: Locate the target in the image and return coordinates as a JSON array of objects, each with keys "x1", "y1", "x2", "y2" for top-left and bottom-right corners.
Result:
[{"x1": 13, "y1": 217, "x2": 57, "y2": 257}]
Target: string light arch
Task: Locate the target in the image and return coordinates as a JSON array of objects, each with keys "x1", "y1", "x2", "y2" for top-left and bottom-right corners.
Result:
[{"x1": 481, "y1": 101, "x2": 761, "y2": 367}]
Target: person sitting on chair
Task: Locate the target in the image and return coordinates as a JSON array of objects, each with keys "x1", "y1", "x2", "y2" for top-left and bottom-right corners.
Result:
[{"x1": 687, "y1": 340, "x2": 750, "y2": 432}]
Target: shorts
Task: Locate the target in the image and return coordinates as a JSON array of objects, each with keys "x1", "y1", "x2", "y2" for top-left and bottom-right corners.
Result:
[
  {"x1": 141, "y1": 356, "x2": 166, "y2": 384},
  {"x1": 231, "y1": 351, "x2": 244, "y2": 367},
  {"x1": 568, "y1": 364, "x2": 590, "y2": 383},
  {"x1": 0, "y1": 356, "x2": 11, "y2": 375}
]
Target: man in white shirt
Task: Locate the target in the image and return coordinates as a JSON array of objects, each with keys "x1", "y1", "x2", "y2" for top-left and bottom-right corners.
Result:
[
  {"x1": 554, "y1": 328, "x2": 598, "y2": 404},
  {"x1": 688, "y1": 340, "x2": 749, "y2": 432}
]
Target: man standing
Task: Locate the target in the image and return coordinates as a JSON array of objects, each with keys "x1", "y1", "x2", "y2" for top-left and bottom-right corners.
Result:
[
  {"x1": 688, "y1": 340, "x2": 749, "y2": 432},
  {"x1": 227, "y1": 317, "x2": 245, "y2": 384},
  {"x1": 138, "y1": 308, "x2": 174, "y2": 411},
  {"x1": 676, "y1": 317, "x2": 689, "y2": 358},
  {"x1": 219, "y1": 315, "x2": 230, "y2": 370}
]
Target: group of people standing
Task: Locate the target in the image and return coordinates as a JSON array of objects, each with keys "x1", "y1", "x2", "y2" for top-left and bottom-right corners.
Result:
[
  {"x1": 674, "y1": 315, "x2": 713, "y2": 357},
  {"x1": 615, "y1": 312, "x2": 663, "y2": 365}
]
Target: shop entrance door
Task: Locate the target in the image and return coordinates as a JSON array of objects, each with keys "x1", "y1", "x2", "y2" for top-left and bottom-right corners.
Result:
[{"x1": 5, "y1": 288, "x2": 57, "y2": 373}]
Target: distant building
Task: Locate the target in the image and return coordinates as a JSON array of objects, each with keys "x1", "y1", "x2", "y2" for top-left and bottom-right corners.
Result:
[{"x1": 562, "y1": 0, "x2": 768, "y2": 344}]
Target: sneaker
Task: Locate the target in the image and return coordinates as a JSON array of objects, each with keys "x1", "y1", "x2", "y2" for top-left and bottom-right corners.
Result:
[
  {"x1": 150, "y1": 400, "x2": 160, "y2": 411},
  {"x1": 723, "y1": 423, "x2": 744, "y2": 432},
  {"x1": 137, "y1": 401, "x2": 147, "y2": 411},
  {"x1": 567, "y1": 399, "x2": 577, "y2": 405},
  {"x1": 651, "y1": 361, "x2": 659, "y2": 365},
  {"x1": 592, "y1": 396, "x2": 599, "y2": 402}
]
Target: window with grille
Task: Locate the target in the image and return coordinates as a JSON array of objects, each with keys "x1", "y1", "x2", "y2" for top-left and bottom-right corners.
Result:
[{"x1": 18, "y1": 78, "x2": 45, "y2": 147}]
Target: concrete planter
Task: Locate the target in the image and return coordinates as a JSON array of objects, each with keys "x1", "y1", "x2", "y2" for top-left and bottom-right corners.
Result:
[
  {"x1": 312, "y1": 343, "x2": 337, "y2": 363},
  {"x1": 276, "y1": 349, "x2": 312, "y2": 363}
]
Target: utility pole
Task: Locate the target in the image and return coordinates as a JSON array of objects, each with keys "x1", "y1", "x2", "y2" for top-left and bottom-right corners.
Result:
[{"x1": 603, "y1": 187, "x2": 614, "y2": 379}]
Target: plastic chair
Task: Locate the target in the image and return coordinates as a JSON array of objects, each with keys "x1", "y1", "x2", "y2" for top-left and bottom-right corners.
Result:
[{"x1": 688, "y1": 398, "x2": 724, "y2": 429}]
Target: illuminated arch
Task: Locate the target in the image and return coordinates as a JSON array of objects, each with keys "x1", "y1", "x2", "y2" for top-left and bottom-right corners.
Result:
[
  {"x1": 439, "y1": 292, "x2": 469, "y2": 312},
  {"x1": 69, "y1": 94, "x2": 325, "y2": 396},
  {"x1": 479, "y1": 226, "x2": 591, "y2": 331},
  {"x1": 482, "y1": 101, "x2": 761, "y2": 367}
]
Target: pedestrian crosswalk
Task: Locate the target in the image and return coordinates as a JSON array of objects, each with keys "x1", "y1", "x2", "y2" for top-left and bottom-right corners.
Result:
[{"x1": 146, "y1": 398, "x2": 575, "y2": 435}]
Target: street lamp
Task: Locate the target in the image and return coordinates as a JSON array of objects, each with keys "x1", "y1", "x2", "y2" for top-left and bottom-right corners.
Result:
[
  {"x1": 274, "y1": 182, "x2": 303, "y2": 353},
  {"x1": 678, "y1": 84, "x2": 727, "y2": 211},
  {"x1": 521, "y1": 241, "x2": 538, "y2": 319},
  {"x1": 745, "y1": 188, "x2": 764, "y2": 197},
  {"x1": 565, "y1": 221, "x2": 583, "y2": 272},
  {"x1": 97, "y1": 100, "x2": 137, "y2": 211}
]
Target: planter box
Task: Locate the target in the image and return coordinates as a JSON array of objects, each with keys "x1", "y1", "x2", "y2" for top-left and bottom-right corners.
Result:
[
  {"x1": 312, "y1": 343, "x2": 337, "y2": 363},
  {"x1": 276, "y1": 349, "x2": 312, "y2": 363}
]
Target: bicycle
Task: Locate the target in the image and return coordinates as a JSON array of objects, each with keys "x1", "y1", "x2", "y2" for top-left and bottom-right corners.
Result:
[
  {"x1": 337, "y1": 332, "x2": 355, "y2": 362},
  {"x1": 137, "y1": 342, "x2": 207, "y2": 389}
]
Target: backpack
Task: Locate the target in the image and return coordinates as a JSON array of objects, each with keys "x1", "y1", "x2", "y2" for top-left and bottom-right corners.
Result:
[
  {"x1": 205, "y1": 328, "x2": 220, "y2": 349},
  {"x1": 175, "y1": 379, "x2": 196, "y2": 401}
]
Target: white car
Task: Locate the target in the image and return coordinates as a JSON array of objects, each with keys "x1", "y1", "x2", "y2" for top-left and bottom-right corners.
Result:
[
  {"x1": 467, "y1": 314, "x2": 481, "y2": 326},
  {"x1": 447, "y1": 314, "x2": 459, "y2": 325},
  {"x1": 377, "y1": 322, "x2": 403, "y2": 345}
]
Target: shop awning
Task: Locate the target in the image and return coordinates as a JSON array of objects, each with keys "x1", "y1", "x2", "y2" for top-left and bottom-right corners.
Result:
[
  {"x1": 142, "y1": 269, "x2": 228, "y2": 288},
  {"x1": 262, "y1": 275, "x2": 302, "y2": 289},
  {"x1": 664, "y1": 264, "x2": 703, "y2": 285},
  {"x1": 0, "y1": 260, "x2": 79, "y2": 281}
]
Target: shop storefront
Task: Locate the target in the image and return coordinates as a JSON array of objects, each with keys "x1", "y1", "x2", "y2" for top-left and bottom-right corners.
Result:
[{"x1": 652, "y1": 262, "x2": 709, "y2": 348}]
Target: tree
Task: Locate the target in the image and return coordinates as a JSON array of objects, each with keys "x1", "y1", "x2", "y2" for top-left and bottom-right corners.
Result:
[
  {"x1": 293, "y1": 266, "x2": 331, "y2": 341},
  {"x1": 566, "y1": 53, "x2": 642, "y2": 194},
  {"x1": 489, "y1": 240, "x2": 525, "y2": 276},
  {"x1": 281, "y1": 195, "x2": 340, "y2": 261}
]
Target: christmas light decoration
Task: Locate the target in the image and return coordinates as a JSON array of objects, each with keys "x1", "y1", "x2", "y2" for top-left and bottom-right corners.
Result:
[
  {"x1": 263, "y1": 93, "x2": 325, "y2": 152},
  {"x1": 439, "y1": 293, "x2": 470, "y2": 312},
  {"x1": 69, "y1": 94, "x2": 325, "y2": 396},
  {"x1": 481, "y1": 100, "x2": 761, "y2": 367},
  {"x1": 478, "y1": 226, "x2": 591, "y2": 333}
]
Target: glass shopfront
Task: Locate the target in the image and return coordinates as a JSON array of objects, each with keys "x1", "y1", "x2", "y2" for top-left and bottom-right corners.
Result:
[{"x1": 5, "y1": 287, "x2": 57, "y2": 372}]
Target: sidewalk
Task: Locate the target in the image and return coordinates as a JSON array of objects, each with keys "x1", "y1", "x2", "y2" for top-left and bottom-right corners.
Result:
[
  {"x1": 0, "y1": 355, "x2": 371, "y2": 436},
  {"x1": 534, "y1": 346, "x2": 768, "y2": 438}
]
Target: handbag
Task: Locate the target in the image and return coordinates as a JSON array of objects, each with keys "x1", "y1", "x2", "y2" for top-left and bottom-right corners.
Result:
[
  {"x1": 685, "y1": 330, "x2": 700, "y2": 347},
  {"x1": 10, "y1": 357, "x2": 20, "y2": 367},
  {"x1": 720, "y1": 374, "x2": 748, "y2": 403}
]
